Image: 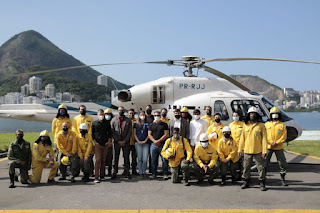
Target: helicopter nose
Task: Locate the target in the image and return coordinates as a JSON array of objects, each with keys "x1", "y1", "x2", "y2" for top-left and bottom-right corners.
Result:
[{"x1": 118, "y1": 90, "x2": 132, "y2": 102}]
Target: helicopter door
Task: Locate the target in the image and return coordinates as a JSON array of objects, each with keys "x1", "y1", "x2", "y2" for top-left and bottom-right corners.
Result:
[
  {"x1": 213, "y1": 100, "x2": 230, "y2": 121},
  {"x1": 152, "y1": 85, "x2": 165, "y2": 104}
]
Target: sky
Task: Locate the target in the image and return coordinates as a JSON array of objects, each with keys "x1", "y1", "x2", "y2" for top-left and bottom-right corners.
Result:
[{"x1": 0, "y1": 0, "x2": 320, "y2": 91}]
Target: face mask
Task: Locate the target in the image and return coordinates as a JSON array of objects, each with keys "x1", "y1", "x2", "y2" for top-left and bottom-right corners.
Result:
[
  {"x1": 63, "y1": 127, "x2": 69, "y2": 132},
  {"x1": 146, "y1": 109, "x2": 152, "y2": 115},
  {"x1": 17, "y1": 135, "x2": 23, "y2": 141},
  {"x1": 272, "y1": 114, "x2": 279, "y2": 119},
  {"x1": 173, "y1": 133, "x2": 180, "y2": 140},
  {"x1": 60, "y1": 111, "x2": 65, "y2": 116},
  {"x1": 206, "y1": 110, "x2": 212, "y2": 116},
  {"x1": 223, "y1": 133, "x2": 231, "y2": 138},
  {"x1": 140, "y1": 115, "x2": 145, "y2": 120},
  {"x1": 80, "y1": 110, "x2": 86, "y2": 115},
  {"x1": 80, "y1": 130, "x2": 87, "y2": 136},
  {"x1": 201, "y1": 142, "x2": 208, "y2": 148},
  {"x1": 215, "y1": 118, "x2": 221, "y2": 123},
  {"x1": 98, "y1": 115, "x2": 104, "y2": 120},
  {"x1": 161, "y1": 113, "x2": 166, "y2": 117},
  {"x1": 250, "y1": 115, "x2": 257, "y2": 121},
  {"x1": 119, "y1": 111, "x2": 124, "y2": 116},
  {"x1": 154, "y1": 116, "x2": 160, "y2": 121},
  {"x1": 233, "y1": 116, "x2": 239, "y2": 121},
  {"x1": 194, "y1": 115, "x2": 200, "y2": 120},
  {"x1": 175, "y1": 114, "x2": 181, "y2": 119},
  {"x1": 105, "y1": 115, "x2": 112, "y2": 120}
]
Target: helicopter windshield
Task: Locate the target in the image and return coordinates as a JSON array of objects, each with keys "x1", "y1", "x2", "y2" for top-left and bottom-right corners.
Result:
[
  {"x1": 230, "y1": 99, "x2": 268, "y2": 122},
  {"x1": 262, "y1": 97, "x2": 292, "y2": 122}
]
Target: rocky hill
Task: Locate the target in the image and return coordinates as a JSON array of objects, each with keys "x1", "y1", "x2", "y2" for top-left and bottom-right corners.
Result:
[
  {"x1": 0, "y1": 30, "x2": 129, "y2": 101},
  {"x1": 230, "y1": 75, "x2": 285, "y2": 101}
]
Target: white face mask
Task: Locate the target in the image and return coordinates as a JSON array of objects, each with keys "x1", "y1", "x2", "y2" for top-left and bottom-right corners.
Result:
[
  {"x1": 272, "y1": 114, "x2": 279, "y2": 119},
  {"x1": 140, "y1": 115, "x2": 145, "y2": 120},
  {"x1": 98, "y1": 115, "x2": 104, "y2": 120},
  {"x1": 154, "y1": 116, "x2": 160, "y2": 121},
  {"x1": 233, "y1": 116, "x2": 239, "y2": 121},
  {"x1": 105, "y1": 115, "x2": 111, "y2": 120},
  {"x1": 201, "y1": 142, "x2": 208, "y2": 148},
  {"x1": 194, "y1": 115, "x2": 200, "y2": 120}
]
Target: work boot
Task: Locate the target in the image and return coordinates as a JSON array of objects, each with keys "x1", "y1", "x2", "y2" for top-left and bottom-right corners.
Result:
[
  {"x1": 231, "y1": 176, "x2": 237, "y2": 185},
  {"x1": 83, "y1": 173, "x2": 90, "y2": 182},
  {"x1": 9, "y1": 175, "x2": 15, "y2": 188},
  {"x1": 241, "y1": 179, "x2": 250, "y2": 189},
  {"x1": 260, "y1": 180, "x2": 267, "y2": 191},
  {"x1": 184, "y1": 180, "x2": 190, "y2": 186},
  {"x1": 47, "y1": 179, "x2": 57, "y2": 184},
  {"x1": 197, "y1": 177, "x2": 204, "y2": 184},
  {"x1": 107, "y1": 167, "x2": 112, "y2": 177},
  {"x1": 111, "y1": 173, "x2": 117, "y2": 180},
  {"x1": 132, "y1": 168, "x2": 139, "y2": 176},
  {"x1": 220, "y1": 175, "x2": 226, "y2": 186},
  {"x1": 58, "y1": 176, "x2": 66, "y2": 181},
  {"x1": 70, "y1": 177, "x2": 76, "y2": 183},
  {"x1": 281, "y1": 174, "x2": 288, "y2": 186}
]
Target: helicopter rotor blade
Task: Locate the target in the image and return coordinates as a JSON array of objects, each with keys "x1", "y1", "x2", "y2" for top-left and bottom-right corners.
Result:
[
  {"x1": 202, "y1": 57, "x2": 320, "y2": 64},
  {"x1": 203, "y1": 65, "x2": 250, "y2": 92}
]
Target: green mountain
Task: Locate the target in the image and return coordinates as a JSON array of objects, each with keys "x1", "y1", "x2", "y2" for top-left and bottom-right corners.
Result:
[{"x1": 0, "y1": 30, "x2": 130, "y2": 101}]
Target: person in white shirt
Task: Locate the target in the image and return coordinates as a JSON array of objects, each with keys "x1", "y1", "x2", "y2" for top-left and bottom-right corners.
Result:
[{"x1": 189, "y1": 109, "x2": 208, "y2": 150}]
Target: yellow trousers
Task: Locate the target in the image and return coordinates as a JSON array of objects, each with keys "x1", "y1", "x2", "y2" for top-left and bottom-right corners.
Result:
[{"x1": 29, "y1": 161, "x2": 58, "y2": 183}]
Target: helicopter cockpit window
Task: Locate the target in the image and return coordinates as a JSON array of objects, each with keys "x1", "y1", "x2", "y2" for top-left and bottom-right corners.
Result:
[
  {"x1": 262, "y1": 97, "x2": 292, "y2": 122},
  {"x1": 231, "y1": 100, "x2": 268, "y2": 122},
  {"x1": 152, "y1": 85, "x2": 165, "y2": 104},
  {"x1": 214, "y1": 100, "x2": 229, "y2": 120}
]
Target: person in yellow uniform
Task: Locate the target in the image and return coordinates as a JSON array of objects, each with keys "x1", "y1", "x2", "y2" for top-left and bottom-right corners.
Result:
[
  {"x1": 265, "y1": 106, "x2": 288, "y2": 186},
  {"x1": 29, "y1": 130, "x2": 58, "y2": 184},
  {"x1": 229, "y1": 111, "x2": 245, "y2": 180},
  {"x1": 160, "y1": 108, "x2": 170, "y2": 124},
  {"x1": 128, "y1": 108, "x2": 138, "y2": 175},
  {"x1": 77, "y1": 123, "x2": 93, "y2": 182},
  {"x1": 238, "y1": 106, "x2": 267, "y2": 191},
  {"x1": 206, "y1": 113, "x2": 225, "y2": 149},
  {"x1": 55, "y1": 122, "x2": 78, "y2": 182},
  {"x1": 193, "y1": 133, "x2": 219, "y2": 185},
  {"x1": 161, "y1": 127, "x2": 193, "y2": 186},
  {"x1": 217, "y1": 126, "x2": 239, "y2": 185},
  {"x1": 181, "y1": 107, "x2": 192, "y2": 123},
  {"x1": 201, "y1": 106, "x2": 214, "y2": 127}
]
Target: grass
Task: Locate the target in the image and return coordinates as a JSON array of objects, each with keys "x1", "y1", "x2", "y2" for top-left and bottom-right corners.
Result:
[
  {"x1": 0, "y1": 132, "x2": 54, "y2": 151},
  {"x1": 284, "y1": 140, "x2": 320, "y2": 158}
]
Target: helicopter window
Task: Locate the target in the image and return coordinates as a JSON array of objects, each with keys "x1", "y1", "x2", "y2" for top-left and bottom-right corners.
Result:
[
  {"x1": 262, "y1": 97, "x2": 292, "y2": 122},
  {"x1": 214, "y1": 100, "x2": 229, "y2": 120},
  {"x1": 152, "y1": 85, "x2": 165, "y2": 104},
  {"x1": 231, "y1": 100, "x2": 268, "y2": 122}
]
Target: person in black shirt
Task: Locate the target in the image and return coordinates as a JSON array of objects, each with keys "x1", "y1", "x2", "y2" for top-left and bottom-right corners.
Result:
[
  {"x1": 92, "y1": 109, "x2": 112, "y2": 183},
  {"x1": 148, "y1": 111, "x2": 169, "y2": 180}
]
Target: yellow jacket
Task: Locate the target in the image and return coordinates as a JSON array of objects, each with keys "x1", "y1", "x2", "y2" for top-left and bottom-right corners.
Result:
[
  {"x1": 193, "y1": 143, "x2": 218, "y2": 168},
  {"x1": 161, "y1": 117, "x2": 170, "y2": 124},
  {"x1": 238, "y1": 122, "x2": 267, "y2": 154},
  {"x1": 55, "y1": 130, "x2": 78, "y2": 156},
  {"x1": 217, "y1": 138, "x2": 239, "y2": 163},
  {"x1": 72, "y1": 114, "x2": 93, "y2": 136},
  {"x1": 201, "y1": 115, "x2": 215, "y2": 127},
  {"x1": 32, "y1": 142, "x2": 55, "y2": 164},
  {"x1": 229, "y1": 120, "x2": 245, "y2": 146},
  {"x1": 52, "y1": 117, "x2": 71, "y2": 138},
  {"x1": 78, "y1": 133, "x2": 93, "y2": 159},
  {"x1": 130, "y1": 118, "x2": 137, "y2": 145},
  {"x1": 206, "y1": 123, "x2": 225, "y2": 149},
  {"x1": 265, "y1": 121, "x2": 287, "y2": 150},
  {"x1": 161, "y1": 137, "x2": 192, "y2": 168}
]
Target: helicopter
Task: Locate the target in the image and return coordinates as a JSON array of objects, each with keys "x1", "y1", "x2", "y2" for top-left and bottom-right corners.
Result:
[{"x1": 1, "y1": 55, "x2": 320, "y2": 142}]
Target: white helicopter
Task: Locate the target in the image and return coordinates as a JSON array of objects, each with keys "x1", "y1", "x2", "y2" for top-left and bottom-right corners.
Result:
[{"x1": 1, "y1": 56, "x2": 320, "y2": 141}]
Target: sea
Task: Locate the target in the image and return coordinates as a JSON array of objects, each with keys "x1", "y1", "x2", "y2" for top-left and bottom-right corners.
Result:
[{"x1": 0, "y1": 112, "x2": 319, "y2": 134}]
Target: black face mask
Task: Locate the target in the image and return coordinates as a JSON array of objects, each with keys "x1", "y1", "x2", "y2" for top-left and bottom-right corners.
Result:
[
  {"x1": 206, "y1": 110, "x2": 212, "y2": 116},
  {"x1": 250, "y1": 115, "x2": 257, "y2": 121},
  {"x1": 215, "y1": 118, "x2": 221, "y2": 123},
  {"x1": 146, "y1": 109, "x2": 152, "y2": 115},
  {"x1": 119, "y1": 111, "x2": 124, "y2": 116},
  {"x1": 63, "y1": 127, "x2": 69, "y2": 132},
  {"x1": 175, "y1": 114, "x2": 181, "y2": 119},
  {"x1": 17, "y1": 135, "x2": 23, "y2": 142},
  {"x1": 80, "y1": 130, "x2": 87, "y2": 136},
  {"x1": 223, "y1": 133, "x2": 231, "y2": 138},
  {"x1": 80, "y1": 110, "x2": 86, "y2": 115}
]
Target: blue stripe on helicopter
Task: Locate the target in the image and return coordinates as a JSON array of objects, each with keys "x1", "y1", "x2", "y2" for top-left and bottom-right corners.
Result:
[{"x1": 42, "y1": 103, "x2": 98, "y2": 115}]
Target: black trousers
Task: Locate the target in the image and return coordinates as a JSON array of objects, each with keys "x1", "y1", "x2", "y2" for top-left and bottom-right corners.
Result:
[{"x1": 113, "y1": 142, "x2": 130, "y2": 174}]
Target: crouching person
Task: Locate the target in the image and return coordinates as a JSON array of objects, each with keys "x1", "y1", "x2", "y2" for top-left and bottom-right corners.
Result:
[
  {"x1": 78, "y1": 123, "x2": 93, "y2": 182},
  {"x1": 161, "y1": 128, "x2": 192, "y2": 186},
  {"x1": 217, "y1": 126, "x2": 239, "y2": 185},
  {"x1": 8, "y1": 129, "x2": 32, "y2": 188},
  {"x1": 29, "y1": 130, "x2": 58, "y2": 184},
  {"x1": 56, "y1": 122, "x2": 78, "y2": 183},
  {"x1": 193, "y1": 133, "x2": 219, "y2": 185}
]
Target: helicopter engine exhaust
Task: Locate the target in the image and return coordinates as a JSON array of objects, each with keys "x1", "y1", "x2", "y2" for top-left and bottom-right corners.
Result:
[{"x1": 118, "y1": 90, "x2": 132, "y2": 102}]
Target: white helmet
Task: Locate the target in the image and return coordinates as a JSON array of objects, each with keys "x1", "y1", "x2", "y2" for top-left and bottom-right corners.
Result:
[
  {"x1": 199, "y1": 133, "x2": 209, "y2": 142},
  {"x1": 222, "y1": 126, "x2": 231, "y2": 132},
  {"x1": 79, "y1": 123, "x2": 88, "y2": 130},
  {"x1": 248, "y1": 106, "x2": 259, "y2": 114}
]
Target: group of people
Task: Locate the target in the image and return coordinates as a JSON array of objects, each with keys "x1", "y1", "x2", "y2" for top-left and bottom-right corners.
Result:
[{"x1": 7, "y1": 103, "x2": 288, "y2": 191}]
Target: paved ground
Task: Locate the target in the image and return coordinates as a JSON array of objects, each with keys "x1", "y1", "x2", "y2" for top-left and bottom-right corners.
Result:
[{"x1": 0, "y1": 151, "x2": 319, "y2": 211}]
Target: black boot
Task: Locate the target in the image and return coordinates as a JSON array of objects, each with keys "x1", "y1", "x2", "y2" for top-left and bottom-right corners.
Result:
[
  {"x1": 241, "y1": 179, "x2": 250, "y2": 189},
  {"x1": 220, "y1": 175, "x2": 226, "y2": 186},
  {"x1": 232, "y1": 176, "x2": 237, "y2": 184},
  {"x1": 9, "y1": 175, "x2": 15, "y2": 188},
  {"x1": 281, "y1": 174, "x2": 288, "y2": 186},
  {"x1": 83, "y1": 172, "x2": 90, "y2": 182},
  {"x1": 260, "y1": 180, "x2": 267, "y2": 191},
  {"x1": 107, "y1": 167, "x2": 112, "y2": 177}
]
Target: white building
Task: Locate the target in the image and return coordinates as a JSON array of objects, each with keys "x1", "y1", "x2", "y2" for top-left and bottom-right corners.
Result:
[
  {"x1": 4, "y1": 92, "x2": 24, "y2": 104},
  {"x1": 29, "y1": 76, "x2": 42, "y2": 94},
  {"x1": 285, "y1": 100, "x2": 297, "y2": 108},
  {"x1": 56, "y1": 92, "x2": 62, "y2": 102},
  {"x1": 21, "y1": 84, "x2": 29, "y2": 95},
  {"x1": 283, "y1": 88, "x2": 298, "y2": 97},
  {"x1": 62, "y1": 92, "x2": 72, "y2": 102},
  {"x1": 97, "y1": 75, "x2": 108, "y2": 86},
  {"x1": 44, "y1": 84, "x2": 55, "y2": 98},
  {"x1": 274, "y1": 100, "x2": 282, "y2": 107},
  {"x1": 0, "y1": 96, "x2": 4, "y2": 104}
]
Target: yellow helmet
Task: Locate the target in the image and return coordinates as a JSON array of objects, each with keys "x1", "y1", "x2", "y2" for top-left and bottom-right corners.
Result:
[
  {"x1": 58, "y1": 104, "x2": 67, "y2": 110},
  {"x1": 270, "y1": 106, "x2": 280, "y2": 114},
  {"x1": 181, "y1": 107, "x2": 189, "y2": 113},
  {"x1": 165, "y1": 147, "x2": 176, "y2": 157},
  {"x1": 61, "y1": 156, "x2": 70, "y2": 166},
  {"x1": 104, "y1": 108, "x2": 112, "y2": 114},
  {"x1": 40, "y1": 130, "x2": 50, "y2": 137}
]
